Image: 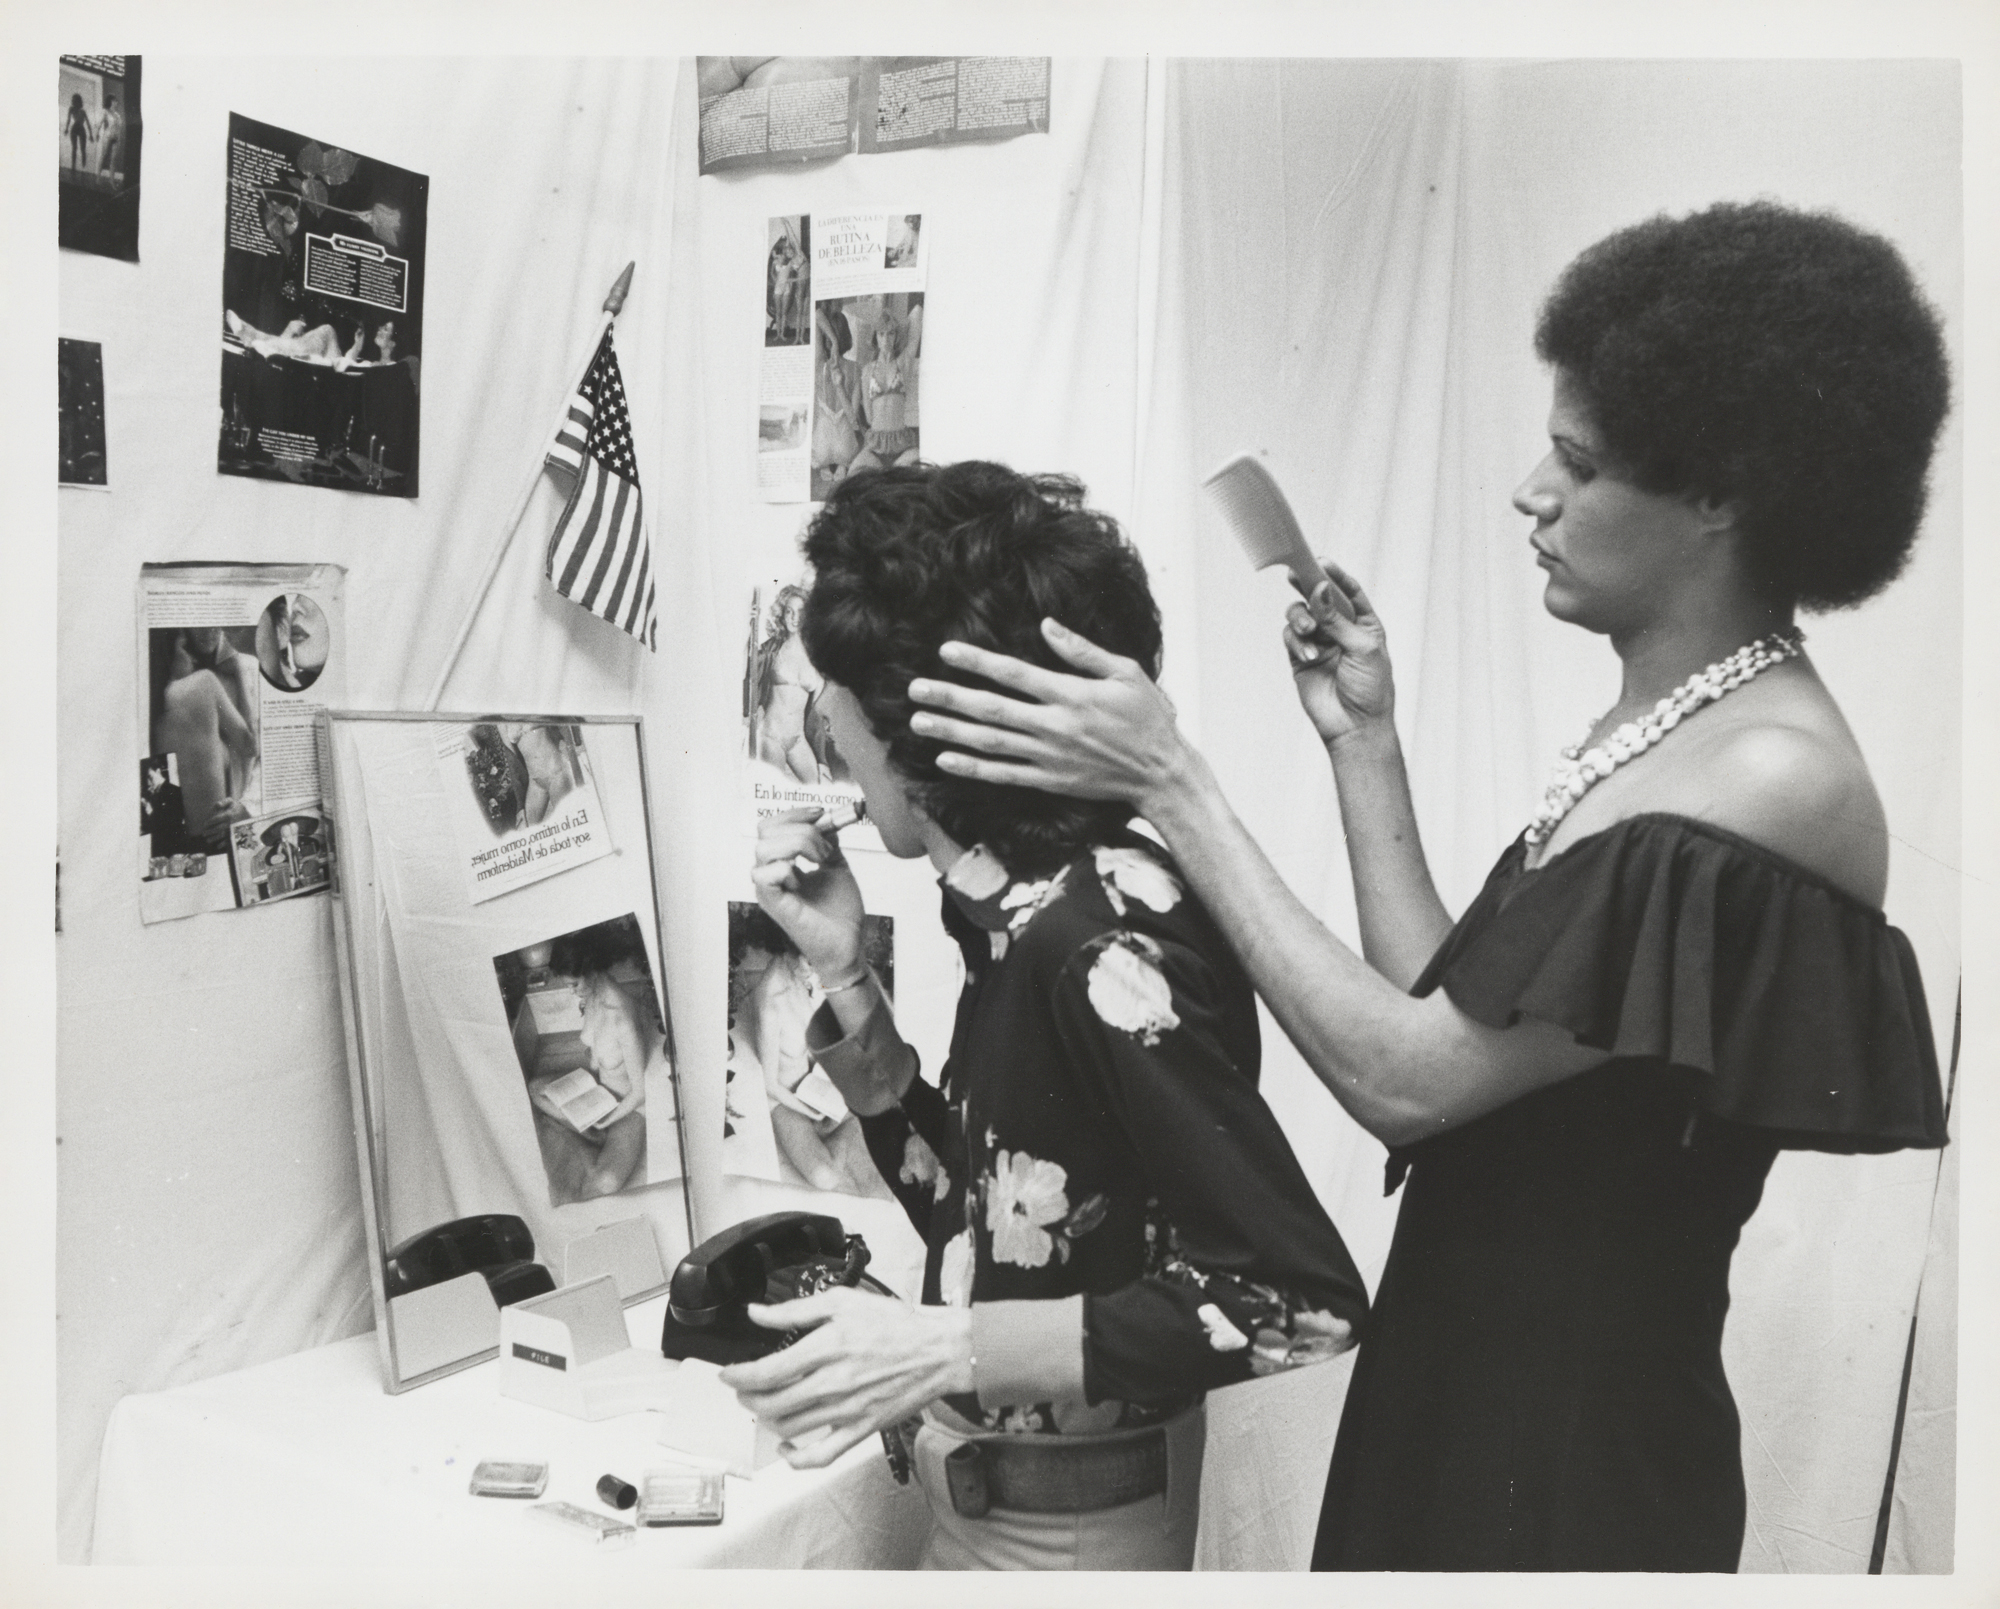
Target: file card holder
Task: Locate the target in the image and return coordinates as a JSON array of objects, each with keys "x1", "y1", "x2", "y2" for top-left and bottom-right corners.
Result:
[{"x1": 498, "y1": 1274, "x2": 678, "y2": 1420}]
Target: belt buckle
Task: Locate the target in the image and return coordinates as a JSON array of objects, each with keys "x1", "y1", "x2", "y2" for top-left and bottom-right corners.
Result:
[
  {"x1": 880, "y1": 1415, "x2": 922, "y2": 1486},
  {"x1": 942, "y1": 1441, "x2": 991, "y2": 1518}
]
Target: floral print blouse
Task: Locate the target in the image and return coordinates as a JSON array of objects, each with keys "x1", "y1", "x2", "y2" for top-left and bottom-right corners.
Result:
[{"x1": 811, "y1": 827, "x2": 1368, "y2": 1435}]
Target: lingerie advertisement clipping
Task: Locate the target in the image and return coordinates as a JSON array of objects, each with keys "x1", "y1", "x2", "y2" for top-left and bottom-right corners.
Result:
[
  {"x1": 758, "y1": 209, "x2": 926, "y2": 504},
  {"x1": 434, "y1": 721, "x2": 615, "y2": 904},
  {"x1": 137, "y1": 562, "x2": 347, "y2": 923}
]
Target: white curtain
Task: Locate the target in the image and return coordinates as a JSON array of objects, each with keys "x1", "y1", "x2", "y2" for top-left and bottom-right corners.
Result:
[
  {"x1": 57, "y1": 57, "x2": 688, "y2": 1565},
  {"x1": 1156, "y1": 59, "x2": 1961, "y2": 1573},
  {"x1": 58, "y1": 55, "x2": 1958, "y2": 1572}
]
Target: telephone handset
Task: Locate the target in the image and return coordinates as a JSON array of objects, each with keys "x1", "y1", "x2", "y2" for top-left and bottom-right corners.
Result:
[
  {"x1": 382, "y1": 1212, "x2": 556, "y2": 1306},
  {"x1": 658, "y1": 1210, "x2": 894, "y2": 1366}
]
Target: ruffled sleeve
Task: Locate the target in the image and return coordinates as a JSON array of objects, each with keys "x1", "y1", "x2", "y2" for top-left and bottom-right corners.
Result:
[{"x1": 1416, "y1": 814, "x2": 1947, "y2": 1153}]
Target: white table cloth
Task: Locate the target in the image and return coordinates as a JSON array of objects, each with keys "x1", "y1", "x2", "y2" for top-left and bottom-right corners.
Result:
[{"x1": 91, "y1": 1294, "x2": 931, "y2": 1570}]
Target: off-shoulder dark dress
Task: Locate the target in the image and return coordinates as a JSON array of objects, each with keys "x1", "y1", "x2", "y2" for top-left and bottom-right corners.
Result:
[{"x1": 1313, "y1": 814, "x2": 1947, "y2": 1573}]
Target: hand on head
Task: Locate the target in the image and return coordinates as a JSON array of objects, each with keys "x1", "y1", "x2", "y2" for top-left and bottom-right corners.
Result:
[
  {"x1": 906, "y1": 557, "x2": 1398, "y2": 802},
  {"x1": 907, "y1": 621, "x2": 1184, "y2": 812}
]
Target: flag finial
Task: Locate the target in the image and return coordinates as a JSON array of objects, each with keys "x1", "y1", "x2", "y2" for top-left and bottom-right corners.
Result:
[{"x1": 604, "y1": 261, "x2": 636, "y2": 316}]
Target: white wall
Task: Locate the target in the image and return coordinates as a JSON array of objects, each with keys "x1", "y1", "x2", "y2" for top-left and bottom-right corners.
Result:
[
  {"x1": 56, "y1": 57, "x2": 691, "y2": 1565},
  {"x1": 55, "y1": 55, "x2": 1160, "y2": 1565}
]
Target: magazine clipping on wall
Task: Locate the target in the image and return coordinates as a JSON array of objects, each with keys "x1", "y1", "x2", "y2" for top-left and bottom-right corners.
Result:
[
  {"x1": 698, "y1": 57, "x2": 1049, "y2": 174},
  {"x1": 492, "y1": 911, "x2": 683, "y2": 1208},
  {"x1": 741, "y1": 576, "x2": 882, "y2": 849},
  {"x1": 758, "y1": 210, "x2": 926, "y2": 504},
  {"x1": 433, "y1": 721, "x2": 614, "y2": 904},
  {"x1": 858, "y1": 57, "x2": 1051, "y2": 153},
  {"x1": 58, "y1": 337, "x2": 109, "y2": 488},
  {"x1": 726, "y1": 900, "x2": 894, "y2": 1198},
  {"x1": 219, "y1": 113, "x2": 428, "y2": 496},
  {"x1": 59, "y1": 55, "x2": 142, "y2": 261},
  {"x1": 137, "y1": 563, "x2": 346, "y2": 923}
]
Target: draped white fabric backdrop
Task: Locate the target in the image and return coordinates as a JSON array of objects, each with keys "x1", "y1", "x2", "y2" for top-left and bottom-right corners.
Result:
[
  {"x1": 56, "y1": 56, "x2": 1959, "y2": 1573},
  {"x1": 1155, "y1": 59, "x2": 1963, "y2": 1573}
]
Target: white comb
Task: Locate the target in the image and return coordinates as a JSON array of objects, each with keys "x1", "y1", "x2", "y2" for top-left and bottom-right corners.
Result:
[{"x1": 1201, "y1": 453, "x2": 1355, "y2": 622}]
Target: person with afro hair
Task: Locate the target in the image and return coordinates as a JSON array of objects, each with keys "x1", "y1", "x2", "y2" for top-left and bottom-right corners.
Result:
[{"x1": 904, "y1": 201, "x2": 1951, "y2": 1571}]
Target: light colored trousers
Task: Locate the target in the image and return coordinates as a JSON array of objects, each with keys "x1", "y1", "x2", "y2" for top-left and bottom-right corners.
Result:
[{"x1": 911, "y1": 1404, "x2": 1206, "y2": 1570}]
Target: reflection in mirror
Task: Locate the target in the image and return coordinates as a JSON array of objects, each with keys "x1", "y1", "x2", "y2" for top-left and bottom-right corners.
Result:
[
  {"x1": 322, "y1": 712, "x2": 693, "y2": 1391},
  {"x1": 723, "y1": 901, "x2": 894, "y2": 1197}
]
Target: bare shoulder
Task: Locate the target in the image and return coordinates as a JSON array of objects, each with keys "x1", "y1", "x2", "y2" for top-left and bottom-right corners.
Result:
[
  {"x1": 1690, "y1": 718, "x2": 1888, "y2": 906},
  {"x1": 162, "y1": 668, "x2": 225, "y2": 712}
]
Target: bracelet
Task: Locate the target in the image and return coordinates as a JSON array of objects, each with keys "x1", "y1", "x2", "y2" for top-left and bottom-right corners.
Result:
[{"x1": 818, "y1": 965, "x2": 871, "y2": 995}]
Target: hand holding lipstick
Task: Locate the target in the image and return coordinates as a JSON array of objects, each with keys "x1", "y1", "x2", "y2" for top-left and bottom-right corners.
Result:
[{"x1": 752, "y1": 804, "x2": 868, "y2": 987}]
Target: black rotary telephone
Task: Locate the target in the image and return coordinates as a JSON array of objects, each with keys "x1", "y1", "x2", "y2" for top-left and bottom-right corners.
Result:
[{"x1": 658, "y1": 1211, "x2": 895, "y2": 1367}]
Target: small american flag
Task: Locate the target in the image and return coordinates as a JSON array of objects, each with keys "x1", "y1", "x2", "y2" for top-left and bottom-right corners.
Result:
[{"x1": 544, "y1": 331, "x2": 657, "y2": 649}]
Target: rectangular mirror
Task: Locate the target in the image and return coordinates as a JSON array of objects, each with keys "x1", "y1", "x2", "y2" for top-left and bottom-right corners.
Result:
[{"x1": 321, "y1": 711, "x2": 693, "y2": 1391}]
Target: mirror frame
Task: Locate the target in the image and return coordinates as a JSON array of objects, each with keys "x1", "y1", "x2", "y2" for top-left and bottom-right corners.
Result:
[{"x1": 320, "y1": 709, "x2": 693, "y2": 1391}]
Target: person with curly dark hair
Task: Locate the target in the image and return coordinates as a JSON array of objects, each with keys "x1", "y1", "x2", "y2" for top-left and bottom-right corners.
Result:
[
  {"x1": 718, "y1": 460, "x2": 1369, "y2": 1570},
  {"x1": 902, "y1": 201, "x2": 1951, "y2": 1571},
  {"x1": 800, "y1": 461, "x2": 1163, "y2": 874}
]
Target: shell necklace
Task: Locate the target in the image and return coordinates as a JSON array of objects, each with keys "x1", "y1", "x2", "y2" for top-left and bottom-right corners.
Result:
[{"x1": 1523, "y1": 626, "x2": 1805, "y2": 849}]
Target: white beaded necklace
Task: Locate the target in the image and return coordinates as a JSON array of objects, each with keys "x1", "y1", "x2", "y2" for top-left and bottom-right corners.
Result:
[{"x1": 1524, "y1": 626, "x2": 1805, "y2": 849}]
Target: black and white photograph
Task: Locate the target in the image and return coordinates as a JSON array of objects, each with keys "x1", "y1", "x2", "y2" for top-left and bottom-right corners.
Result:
[
  {"x1": 57, "y1": 336, "x2": 107, "y2": 487},
  {"x1": 45, "y1": 35, "x2": 1989, "y2": 1595},
  {"x1": 745, "y1": 581, "x2": 836, "y2": 784},
  {"x1": 226, "y1": 808, "x2": 331, "y2": 907},
  {"x1": 811, "y1": 291, "x2": 922, "y2": 495},
  {"x1": 740, "y1": 578, "x2": 881, "y2": 849},
  {"x1": 434, "y1": 719, "x2": 613, "y2": 902},
  {"x1": 253, "y1": 592, "x2": 330, "y2": 692},
  {"x1": 58, "y1": 55, "x2": 141, "y2": 261},
  {"x1": 884, "y1": 212, "x2": 921, "y2": 268},
  {"x1": 761, "y1": 209, "x2": 927, "y2": 502},
  {"x1": 758, "y1": 402, "x2": 805, "y2": 452},
  {"x1": 218, "y1": 113, "x2": 427, "y2": 496},
  {"x1": 723, "y1": 900, "x2": 893, "y2": 1194},
  {"x1": 492, "y1": 913, "x2": 675, "y2": 1209},
  {"x1": 138, "y1": 754, "x2": 192, "y2": 857},
  {"x1": 135, "y1": 562, "x2": 347, "y2": 923},
  {"x1": 145, "y1": 624, "x2": 262, "y2": 860},
  {"x1": 766, "y1": 214, "x2": 810, "y2": 345}
]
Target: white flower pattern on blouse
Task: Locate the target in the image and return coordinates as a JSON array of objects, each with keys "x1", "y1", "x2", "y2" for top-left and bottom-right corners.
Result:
[
  {"x1": 984, "y1": 1148, "x2": 1072, "y2": 1269},
  {"x1": 1198, "y1": 1302, "x2": 1251, "y2": 1352},
  {"x1": 899, "y1": 1132, "x2": 939, "y2": 1191},
  {"x1": 898, "y1": 1130, "x2": 952, "y2": 1204},
  {"x1": 1150, "y1": 1203, "x2": 1358, "y2": 1374},
  {"x1": 1084, "y1": 931, "x2": 1181, "y2": 1046},
  {"x1": 1094, "y1": 845, "x2": 1182, "y2": 917},
  {"x1": 943, "y1": 843, "x2": 1011, "y2": 902},
  {"x1": 939, "y1": 1227, "x2": 976, "y2": 1308},
  {"x1": 840, "y1": 834, "x2": 1369, "y2": 1436},
  {"x1": 999, "y1": 867, "x2": 1070, "y2": 933}
]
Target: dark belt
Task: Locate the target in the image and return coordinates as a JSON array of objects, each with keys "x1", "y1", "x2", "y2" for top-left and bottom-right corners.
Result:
[{"x1": 933, "y1": 1422, "x2": 1171, "y2": 1518}]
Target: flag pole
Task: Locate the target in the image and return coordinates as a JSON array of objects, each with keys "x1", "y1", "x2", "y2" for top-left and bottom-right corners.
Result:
[{"x1": 423, "y1": 261, "x2": 637, "y2": 712}]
